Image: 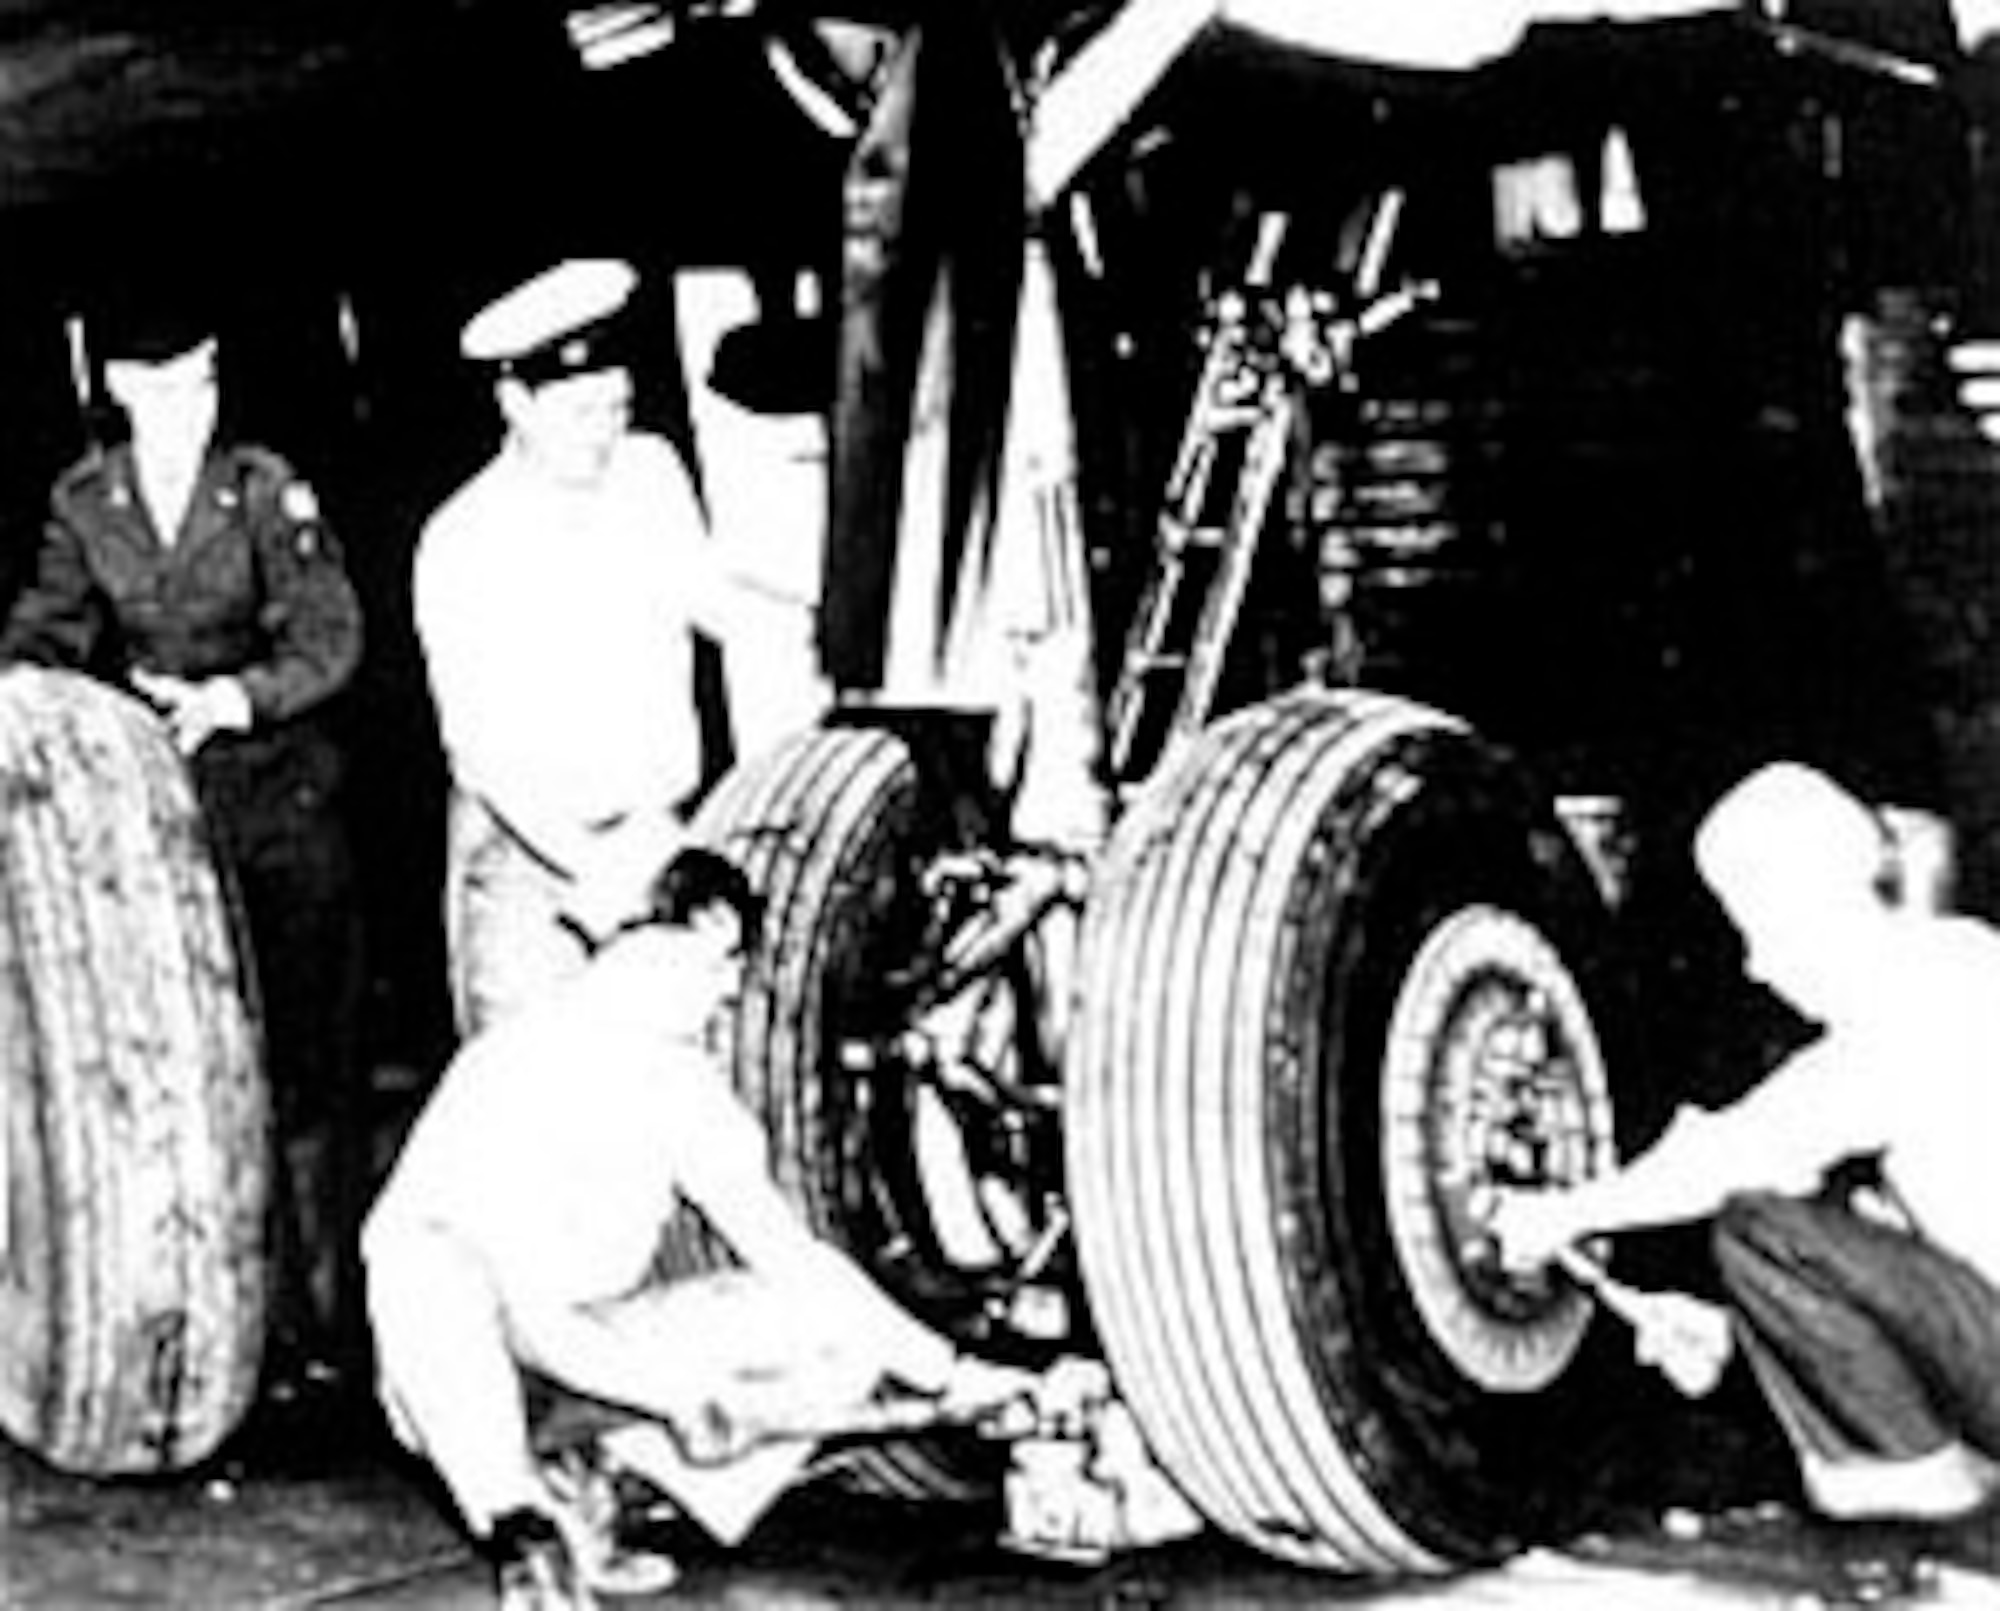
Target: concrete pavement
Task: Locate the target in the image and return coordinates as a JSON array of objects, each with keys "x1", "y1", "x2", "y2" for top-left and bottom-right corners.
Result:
[{"x1": 10, "y1": 1384, "x2": 2000, "y2": 1609}]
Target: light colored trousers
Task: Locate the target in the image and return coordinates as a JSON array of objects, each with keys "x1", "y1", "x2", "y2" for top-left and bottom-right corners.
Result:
[
  {"x1": 362, "y1": 1211, "x2": 887, "y2": 1538},
  {"x1": 444, "y1": 791, "x2": 593, "y2": 1040}
]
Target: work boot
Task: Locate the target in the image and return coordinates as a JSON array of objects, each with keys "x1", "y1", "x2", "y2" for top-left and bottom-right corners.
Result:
[{"x1": 483, "y1": 1508, "x2": 594, "y2": 1611}]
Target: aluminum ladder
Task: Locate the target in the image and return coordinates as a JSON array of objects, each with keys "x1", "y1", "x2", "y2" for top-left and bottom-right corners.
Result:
[{"x1": 1104, "y1": 292, "x2": 1296, "y2": 784}]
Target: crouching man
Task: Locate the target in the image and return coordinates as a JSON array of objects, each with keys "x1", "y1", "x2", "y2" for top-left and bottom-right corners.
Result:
[
  {"x1": 1492, "y1": 762, "x2": 2000, "y2": 1534},
  {"x1": 364, "y1": 848, "x2": 1029, "y2": 1609}
]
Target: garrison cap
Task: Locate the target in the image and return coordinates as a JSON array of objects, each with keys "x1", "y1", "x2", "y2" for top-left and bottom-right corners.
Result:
[
  {"x1": 88, "y1": 281, "x2": 219, "y2": 365},
  {"x1": 461, "y1": 258, "x2": 638, "y2": 386}
]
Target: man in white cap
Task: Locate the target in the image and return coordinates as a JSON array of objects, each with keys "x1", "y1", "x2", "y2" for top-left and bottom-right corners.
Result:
[
  {"x1": 415, "y1": 258, "x2": 739, "y2": 1036},
  {"x1": 1492, "y1": 761, "x2": 2000, "y2": 1542}
]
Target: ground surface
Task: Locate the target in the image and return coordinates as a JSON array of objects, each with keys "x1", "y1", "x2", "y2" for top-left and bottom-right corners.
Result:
[{"x1": 9, "y1": 1384, "x2": 2000, "y2": 1610}]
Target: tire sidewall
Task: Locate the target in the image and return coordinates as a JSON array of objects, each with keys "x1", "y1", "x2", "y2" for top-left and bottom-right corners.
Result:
[{"x1": 1272, "y1": 731, "x2": 1626, "y2": 1556}]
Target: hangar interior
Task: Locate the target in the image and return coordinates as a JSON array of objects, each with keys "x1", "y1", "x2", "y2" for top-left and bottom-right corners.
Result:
[{"x1": 6, "y1": 3, "x2": 2000, "y2": 1602}]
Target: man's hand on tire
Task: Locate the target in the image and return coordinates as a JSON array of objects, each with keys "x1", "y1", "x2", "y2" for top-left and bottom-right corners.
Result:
[{"x1": 130, "y1": 670, "x2": 251, "y2": 756}]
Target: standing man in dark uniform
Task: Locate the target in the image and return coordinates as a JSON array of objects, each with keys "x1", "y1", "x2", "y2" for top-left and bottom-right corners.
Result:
[{"x1": 0, "y1": 290, "x2": 368, "y2": 1394}]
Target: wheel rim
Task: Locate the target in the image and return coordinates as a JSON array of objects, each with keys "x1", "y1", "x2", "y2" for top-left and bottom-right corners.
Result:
[
  {"x1": 827, "y1": 857, "x2": 1079, "y2": 1363},
  {"x1": 1380, "y1": 903, "x2": 1614, "y2": 1394}
]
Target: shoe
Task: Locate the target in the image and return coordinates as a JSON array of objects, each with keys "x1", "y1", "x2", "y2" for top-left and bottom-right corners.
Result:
[
  {"x1": 226, "y1": 1353, "x2": 383, "y2": 1476},
  {"x1": 542, "y1": 1445, "x2": 680, "y2": 1597},
  {"x1": 484, "y1": 1508, "x2": 595, "y2": 1611},
  {"x1": 1803, "y1": 1442, "x2": 2000, "y2": 1523}
]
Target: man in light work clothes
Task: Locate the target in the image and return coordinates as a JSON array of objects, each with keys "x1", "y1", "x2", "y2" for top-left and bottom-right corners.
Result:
[
  {"x1": 415, "y1": 258, "x2": 747, "y2": 1036},
  {"x1": 364, "y1": 848, "x2": 1031, "y2": 1609},
  {"x1": 1492, "y1": 763, "x2": 2000, "y2": 1549}
]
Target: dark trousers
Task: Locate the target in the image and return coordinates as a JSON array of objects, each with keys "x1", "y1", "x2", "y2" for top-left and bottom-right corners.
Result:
[
  {"x1": 1713, "y1": 1190, "x2": 2000, "y2": 1466},
  {"x1": 197, "y1": 723, "x2": 367, "y2": 1364}
]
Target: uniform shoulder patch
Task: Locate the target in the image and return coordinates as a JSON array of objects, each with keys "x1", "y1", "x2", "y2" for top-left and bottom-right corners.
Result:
[{"x1": 280, "y1": 480, "x2": 321, "y2": 523}]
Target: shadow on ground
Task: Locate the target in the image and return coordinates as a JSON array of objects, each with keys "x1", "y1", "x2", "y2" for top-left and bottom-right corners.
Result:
[{"x1": 11, "y1": 1368, "x2": 2000, "y2": 1609}]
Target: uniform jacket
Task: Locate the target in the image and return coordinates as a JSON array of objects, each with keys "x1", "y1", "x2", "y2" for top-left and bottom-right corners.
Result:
[{"x1": 1, "y1": 438, "x2": 362, "y2": 724}]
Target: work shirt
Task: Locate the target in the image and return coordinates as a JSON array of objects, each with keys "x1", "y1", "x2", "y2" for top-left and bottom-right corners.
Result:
[
  {"x1": 0, "y1": 440, "x2": 361, "y2": 720},
  {"x1": 1681, "y1": 913, "x2": 2000, "y2": 1287},
  {"x1": 367, "y1": 926, "x2": 765, "y2": 1315},
  {"x1": 413, "y1": 431, "x2": 715, "y2": 874}
]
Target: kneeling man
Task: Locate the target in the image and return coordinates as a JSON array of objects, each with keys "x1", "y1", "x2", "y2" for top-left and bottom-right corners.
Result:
[
  {"x1": 365, "y1": 848, "x2": 1023, "y2": 1608},
  {"x1": 1494, "y1": 763, "x2": 2000, "y2": 1532}
]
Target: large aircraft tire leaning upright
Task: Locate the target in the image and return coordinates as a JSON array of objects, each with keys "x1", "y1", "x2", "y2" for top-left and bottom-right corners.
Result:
[{"x1": 0, "y1": 667, "x2": 267, "y2": 1475}]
